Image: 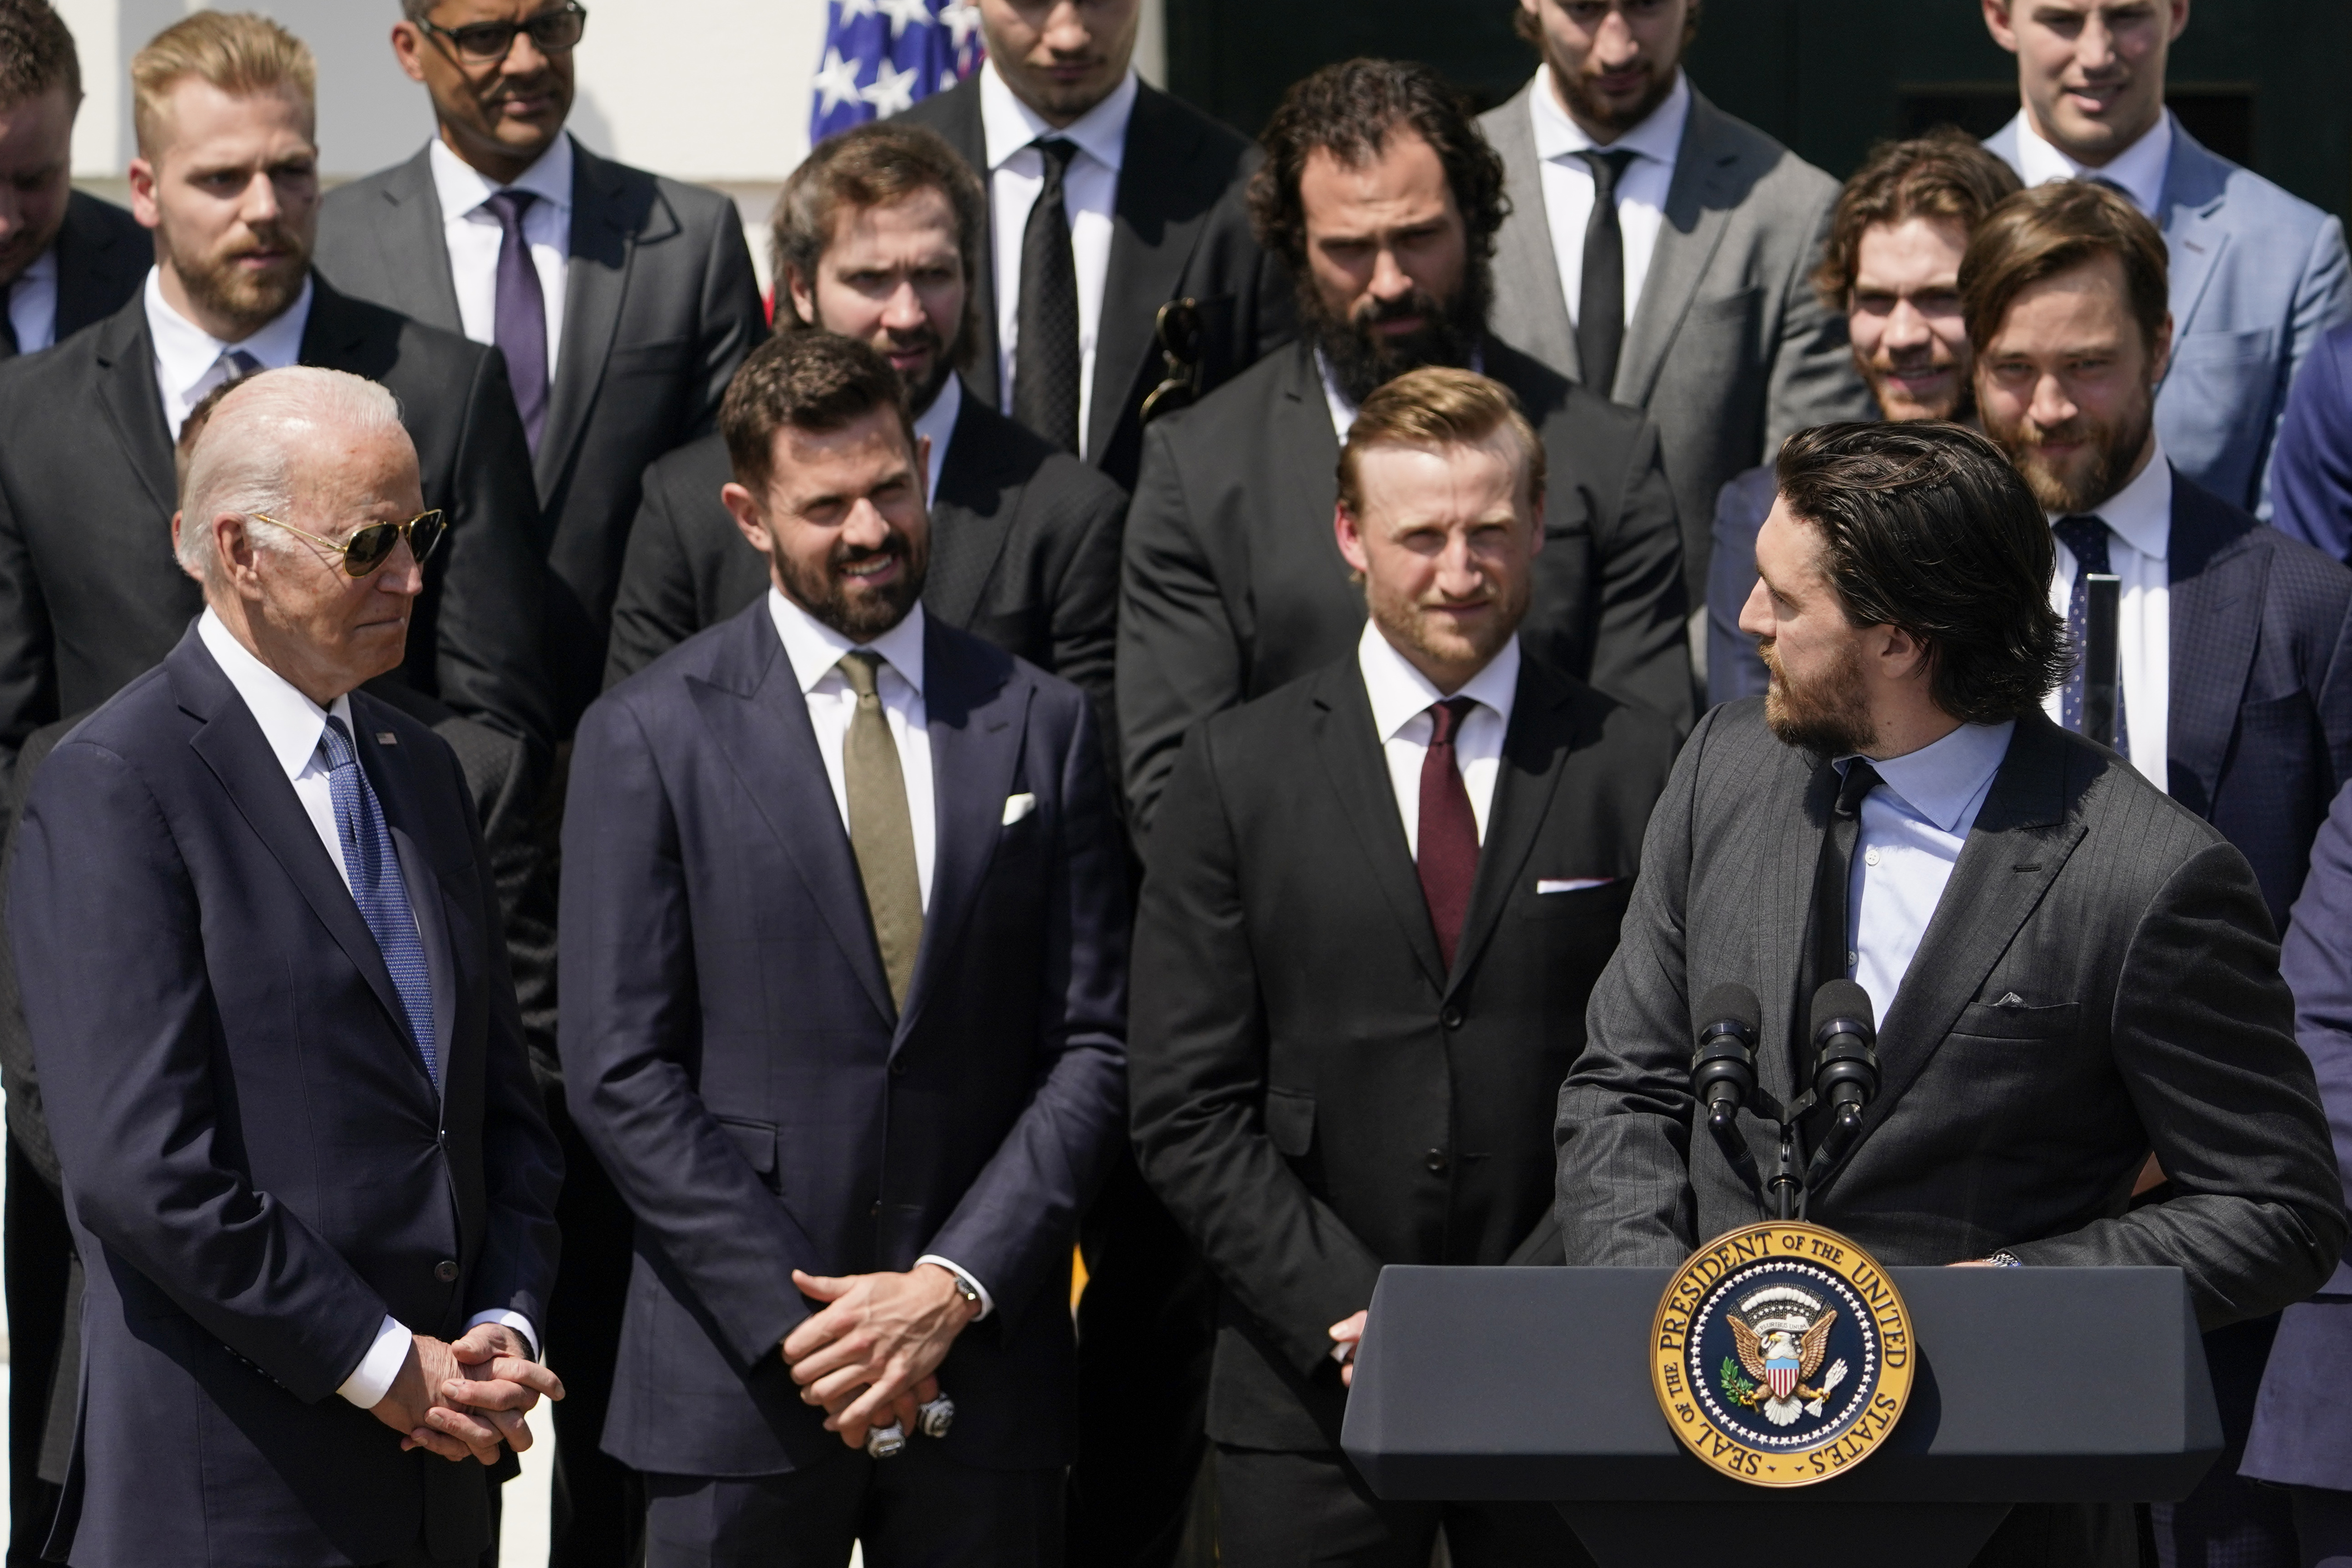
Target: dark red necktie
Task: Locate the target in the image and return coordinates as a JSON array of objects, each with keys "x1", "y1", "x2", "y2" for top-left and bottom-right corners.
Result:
[{"x1": 1418, "y1": 698, "x2": 1480, "y2": 971}]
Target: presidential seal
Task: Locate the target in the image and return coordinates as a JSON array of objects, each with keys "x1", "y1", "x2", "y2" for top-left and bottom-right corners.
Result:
[{"x1": 1650, "y1": 1220, "x2": 1914, "y2": 1487}]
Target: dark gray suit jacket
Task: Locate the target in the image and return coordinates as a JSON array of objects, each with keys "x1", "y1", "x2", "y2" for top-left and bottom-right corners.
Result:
[
  {"x1": 603, "y1": 379, "x2": 1125, "y2": 732},
  {"x1": 317, "y1": 135, "x2": 764, "y2": 725},
  {"x1": 1556, "y1": 701, "x2": 2346, "y2": 1330},
  {"x1": 0, "y1": 191, "x2": 148, "y2": 359},
  {"x1": 1117, "y1": 335, "x2": 1689, "y2": 827},
  {"x1": 1481, "y1": 80, "x2": 1872, "y2": 603},
  {"x1": 901, "y1": 74, "x2": 1291, "y2": 492}
]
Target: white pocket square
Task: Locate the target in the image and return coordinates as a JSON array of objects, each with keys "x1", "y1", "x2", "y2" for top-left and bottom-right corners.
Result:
[
  {"x1": 1537, "y1": 877, "x2": 1617, "y2": 895},
  {"x1": 1002, "y1": 792, "x2": 1038, "y2": 825}
]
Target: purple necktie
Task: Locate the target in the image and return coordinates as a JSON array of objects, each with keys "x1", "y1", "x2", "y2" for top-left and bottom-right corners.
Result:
[
  {"x1": 485, "y1": 189, "x2": 548, "y2": 452},
  {"x1": 1417, "y1": 698, "x2": 1481, "y2": 972}
]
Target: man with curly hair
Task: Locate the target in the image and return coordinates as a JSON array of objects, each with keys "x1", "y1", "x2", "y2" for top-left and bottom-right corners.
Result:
[{"x1": 1117, "y1": 57, "x2": 1692, "y2": 830}]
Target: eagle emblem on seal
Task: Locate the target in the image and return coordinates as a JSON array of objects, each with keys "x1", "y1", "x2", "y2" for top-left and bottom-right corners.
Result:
[{"x1": 1726, "y1": 1286, "x2": 1849, "y2": 1427}]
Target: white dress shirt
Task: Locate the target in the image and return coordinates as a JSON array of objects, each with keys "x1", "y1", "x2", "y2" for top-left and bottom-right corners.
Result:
[
  {"x1": 1529, "y1": 64, "x2": 1691, "y2": 333},
  {"x1": 764, "y1": 589, "x2": 997, "y2": 1314},
  {"x1": 979, "y1": 60, "x2": 1136, "y2": 455},
  {"x1": 195, "y1": 609, "x2": 537, "y2": 1408},
  {"x1": 429, "y1": 133, "x2": 572, "y2": 379},
  {"x1": 1839, "y1": 720, "x2": 2016, "y2": 1025},
  {"x1": 1357, "y1": 620, "x2": 1521, "y2": 857},
  {"x1": 1317, "y1": 345, "x2": 1483, "y2": 443},
  {"x1": 7, "y1": 245, "x2": 59, "y2": 354},
  {"x1": 913, "y1": 371, "x2": 962, "y2": 507},
  {"x1": 2037, "y1": 449, "x2": 2172, "y2": 790},
  {"x1": 146, "y1": 267, "x2": 311, "y2": 440},
  {"x1": 2009, "y1": 109, "x2": 2173, "y2": 216}
]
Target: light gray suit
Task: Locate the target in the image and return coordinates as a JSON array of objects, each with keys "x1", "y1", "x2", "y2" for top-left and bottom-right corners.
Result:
[
  {"x1": 1987, "y1": 112, "x2": 2352, "y2": 520},
  {"x1": 1481, "y1": 79, "x2": 1872, "y2": 604},
  {"x1": 317, "y1": 134, "x2": 764, "y2": 728}
]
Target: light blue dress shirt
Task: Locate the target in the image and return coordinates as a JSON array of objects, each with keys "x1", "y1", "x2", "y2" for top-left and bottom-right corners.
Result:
[{"x1": 1835, "y1": 721, "x2": 2016, "y2": 1025}]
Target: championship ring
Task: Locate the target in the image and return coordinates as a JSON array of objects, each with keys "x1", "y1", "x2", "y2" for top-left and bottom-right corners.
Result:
[{"x1": 1650, "y1": 1220, "x2": 1915, "y2": 1487}]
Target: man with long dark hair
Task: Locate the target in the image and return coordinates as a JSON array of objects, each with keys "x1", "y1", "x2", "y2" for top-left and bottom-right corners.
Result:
[
  {"x1": 1117, "y1": 57, "x2": 1690, "y2": 830},
  {"x1": 1558, "y1": 420, "x2": 2345, "y2": 1567}
]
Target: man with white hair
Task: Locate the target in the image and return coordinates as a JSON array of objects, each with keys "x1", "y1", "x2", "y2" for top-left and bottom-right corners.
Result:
[{"x1": 9, "y1": 364, "x2": 564, "y2": 1568}]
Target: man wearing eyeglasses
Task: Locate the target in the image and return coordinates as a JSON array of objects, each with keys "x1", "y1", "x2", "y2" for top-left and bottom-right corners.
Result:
[
  {"x1": 10, "y1": 363, "x2": 565, "y2": 1568},
  {"x1": 319, "y1": 0, "x2": 764, "y2": 736}
]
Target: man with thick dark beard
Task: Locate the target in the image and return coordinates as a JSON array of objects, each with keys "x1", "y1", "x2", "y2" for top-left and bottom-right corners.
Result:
[
  {"x1": 559, "y1": 330, "x2": 1128, "y2": 1564},
  {"x1": 1965, "y1": 176, "x2": 2352, "y2": 1568},
  {"x1": 1557, "y1": 420, "x2": 2346, "y2": 1568},
  {"x1": 1117, "y1": 57, "x2": 1689, "y2": 828}
]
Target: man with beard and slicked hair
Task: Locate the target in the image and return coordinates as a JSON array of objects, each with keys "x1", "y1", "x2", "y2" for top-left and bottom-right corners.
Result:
[
  {"x1": 1480, "y1": 0, "x2": 1872, "y2": 622},
  {"x1": 1119, "y1": 57, "x2": 1688, "y2": 831},
  {"x1": 1559, "y1": 420, "x2": 2345, "y2": 1568},
  {"x1": 1965, "y1": 179, "x2": 2352, "y2": 1568},
  {"x1": 560, "y1": 329, "x2": 1127, "y2": 1565},
  {"x1": 1709, "y1": 130, "x2": 2021, "y2": 706}
]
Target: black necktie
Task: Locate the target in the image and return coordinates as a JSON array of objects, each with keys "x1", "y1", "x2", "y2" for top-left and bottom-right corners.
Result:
[
  {"x1": 1575, "y1": 149, "x2": 1637, "y2": 398},
  {"x1": 1013, "y1": 137, "x2": 1082, "y2": 455},
  {"x1": 2053, "y1": 514, "x2": 2130, "y2": 755},
  {"x1": 1813, "y1": 760, "x2": 1883, "y2": 993}
]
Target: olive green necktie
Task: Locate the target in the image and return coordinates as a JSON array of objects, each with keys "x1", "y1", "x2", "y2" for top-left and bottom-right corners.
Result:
[{"x1": 838, "y1": 651, "x2": 923, "y2": 1011}]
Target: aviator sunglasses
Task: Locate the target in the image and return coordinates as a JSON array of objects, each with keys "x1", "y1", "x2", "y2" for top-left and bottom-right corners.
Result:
[{"x1": 248, "y1": 510, "x2": 448, "y2": 577}]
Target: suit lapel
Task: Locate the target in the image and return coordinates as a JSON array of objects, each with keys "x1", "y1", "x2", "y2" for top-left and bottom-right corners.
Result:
[
  {"x1": 1272, "y1": 344, "x2": 1349, "y2": 622},
  {"x1": 53, "y1": 195, "x2": 146, "y2": 342},
  {"x1": 1088, "y1": 83, "x2": 1210, "y2": 467},
  {"x1": 2166, "y1": 477, "x2": 2266, "y2": 811},
  {"x1": 1310, "y1": 664, "x2": 1446, "y2": 994},
  {"x1": 1768, "y1": 756, "x2": 1840, "y2": 1093},
  {"x1": 688, "y1": 606, "x2": 897, "y2": 1029},
  {"x1": 373, "y1": 148, "x2": 465, "y2": 332},
  {"x1": 922, "y1": 390, "x2": 1021, "y2": 629},
  {"x1": 172, "y1": 636, "x2": 427, "y2": 1081},
  {"x1": 90, "y1": 301, "x2": 177, "y2": 516},
  {"x1": 1811, "y1": 720, "x2": 2086, "y2": 1198},
  {"x1": 2157, "y1": 119, "x2": 2231, "y2": 348},
  {"x1": 1445, "y1": 661, "x2": 1580, "y2": 994},
  {"x1": 1616, "y1": 91, "x2": 1741, "y2": 409},
  {"x1": 929, "y1": 82, "x2": 999, "y2": 409},
  {"x1": 1487, "y1": 83, "x2": 1580, "y2": 381},
  {"x1": 893, "y1": 621, "x2": 1026, "y2": 1049},
  {"x1": 540, "y1": 141, "x2": 652, "y2": 496}
]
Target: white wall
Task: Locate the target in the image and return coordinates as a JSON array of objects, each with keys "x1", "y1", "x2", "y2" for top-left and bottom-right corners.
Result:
[{"x1": 56, "y1": 0, "x2": 1166, "y2": 289}]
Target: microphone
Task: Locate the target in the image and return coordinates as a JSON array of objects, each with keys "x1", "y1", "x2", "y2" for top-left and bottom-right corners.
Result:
[
  {"x1": 1691, "y1": 982, "x2": 1762, "y2": 1134},
  {"x1": 1808, "y1": 979, "x2": 1879, "y2": 1178},
  {"x1": 1692, "y1": 983, "x2": 1764, "y2": 1200}
]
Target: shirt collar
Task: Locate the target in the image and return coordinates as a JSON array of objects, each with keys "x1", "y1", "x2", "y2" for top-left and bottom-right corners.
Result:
[
  {"x1": 1843, "y1": 719, "x2": 2015, "y2": 836},
  {"x1": 2008, "y1": 108, "x2": 2172, "y2": 216},
  {"x1": 12, "y1": 245, "x2": 56, "y2": 296},
  {"x1": 1528, "y1": 64, "x2": 1691, "y2": 171},
  {"x1": 144, "y1": 266, "x2": 314, "y2": 402},
  {"x1": 428, "y1": 131, "x2": 575, "y2": 222},
  {"x1": 979, "y1": 59, "x2": 1136, "y2": 174},
  {"x1": 1357, "y1": 619, "x2": 1521, "y2": 744},
  {"x1": 2050, "y1": 442, "x2": 2173, "y2": 562},
  {"x1": 768, "y1": 587, "x2": 928, "y2": 698},
  {"x1": 912, "y1": 372, "x2": 963, "y2": 508},
  {"x1": 1318, "y1": 343, "x2": 1485, "y2": 442},
  {"x1": 196, "y1": 606, "x2": 352, "y2": 782}
]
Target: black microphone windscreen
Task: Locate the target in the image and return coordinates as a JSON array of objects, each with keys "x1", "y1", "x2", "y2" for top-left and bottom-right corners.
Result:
[
  {"x1": 1697, "y1": 982, "x2": 1762, "y2": 1037},
  {"x1": 1811, "y1": 979, "x2": 1876, "y2": 1042}
]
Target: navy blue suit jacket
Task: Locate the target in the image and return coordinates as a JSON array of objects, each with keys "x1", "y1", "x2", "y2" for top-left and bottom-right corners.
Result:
[
  {"x1": 2269, "y1": 318, "x2": 2352, "y2": 564},
  {"x1": 8, "y1": 626, "x2": 561, "y2": 1568},
  {"x1": 559, "y1": 600, "x2": 1128, "y2": 1478}
]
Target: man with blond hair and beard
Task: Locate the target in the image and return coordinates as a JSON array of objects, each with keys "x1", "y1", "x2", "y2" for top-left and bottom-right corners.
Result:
[{"x1": 1964, "y1": 177, "x2": 2352, "y2": 1567}]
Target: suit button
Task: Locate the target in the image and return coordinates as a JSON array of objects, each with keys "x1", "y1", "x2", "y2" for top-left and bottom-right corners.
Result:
[
  {"x1": 1425, "y1": 1149, "x2": 1449, "y2": 1174},
  {"x1": 1440, "y1": 1005, "x2": 1465, "y2": 1030},
  {"x1": 870, "y1": 1202, "x2": 882, "y2": 1219},
  {"x1": 433, "y1": 1259, "x2": 460, "y2": 1284},
  {"x1": 890, "y1": 1058, "x2": 906, "y2": 1078}
]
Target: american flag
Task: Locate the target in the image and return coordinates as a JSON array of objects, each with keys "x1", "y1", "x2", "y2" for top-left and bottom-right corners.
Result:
[{"x1": 808, "y1": 0, "x2": 985, "y2": 146}]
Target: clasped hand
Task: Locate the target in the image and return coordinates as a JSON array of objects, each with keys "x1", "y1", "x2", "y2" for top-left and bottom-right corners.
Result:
[
  {"x1": 782, "y1": 1264, "x2": 979, "y2": 1449},
  {"x1": 370, "y1": 1323, "x2": 566, "y2": 1465}
]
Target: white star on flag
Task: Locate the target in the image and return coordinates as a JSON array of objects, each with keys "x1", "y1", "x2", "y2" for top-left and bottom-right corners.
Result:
[
  {"x1": 877, "y1": 0, "x2": 933, "y2": 39},
  {"x1": 939, "y1": 1, "x2": 982, "y2": 49},
  {"x1": 860, "y1": 58, "x2": 920, "y2": 118},
  {"x1": 836, "y1": 0, "x2": 878, "y2": 18},
  {"x1": 812, "y1": 47, "x2": 865, "y2": 116}
]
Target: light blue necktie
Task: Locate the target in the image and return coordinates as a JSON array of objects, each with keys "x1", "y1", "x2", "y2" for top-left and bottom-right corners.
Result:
[{"x1": 320, "y1": 715, "x2": 437, "y2": 1087}]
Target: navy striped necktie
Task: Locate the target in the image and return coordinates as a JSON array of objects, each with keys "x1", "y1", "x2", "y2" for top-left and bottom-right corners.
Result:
[{"x1": 319, "y1": 716, "x2": 437, "y2": 1086}]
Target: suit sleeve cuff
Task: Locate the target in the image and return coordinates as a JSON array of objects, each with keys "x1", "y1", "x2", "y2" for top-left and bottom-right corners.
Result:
[
  {"x1": 464, "y1": 1309, "x2": 541, "y2": 1361},
  {"x1": 335, "y1": 1316, "x2": 411, "y2": 1410},
  {"x1": 915, "y1": 1254, "x2": 994, "y2": 1320}
]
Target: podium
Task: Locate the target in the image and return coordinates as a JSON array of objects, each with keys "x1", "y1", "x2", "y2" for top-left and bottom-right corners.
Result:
[{"x1": 1340, "y1": 1265, "x2": 2220, "y2": 1568}]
